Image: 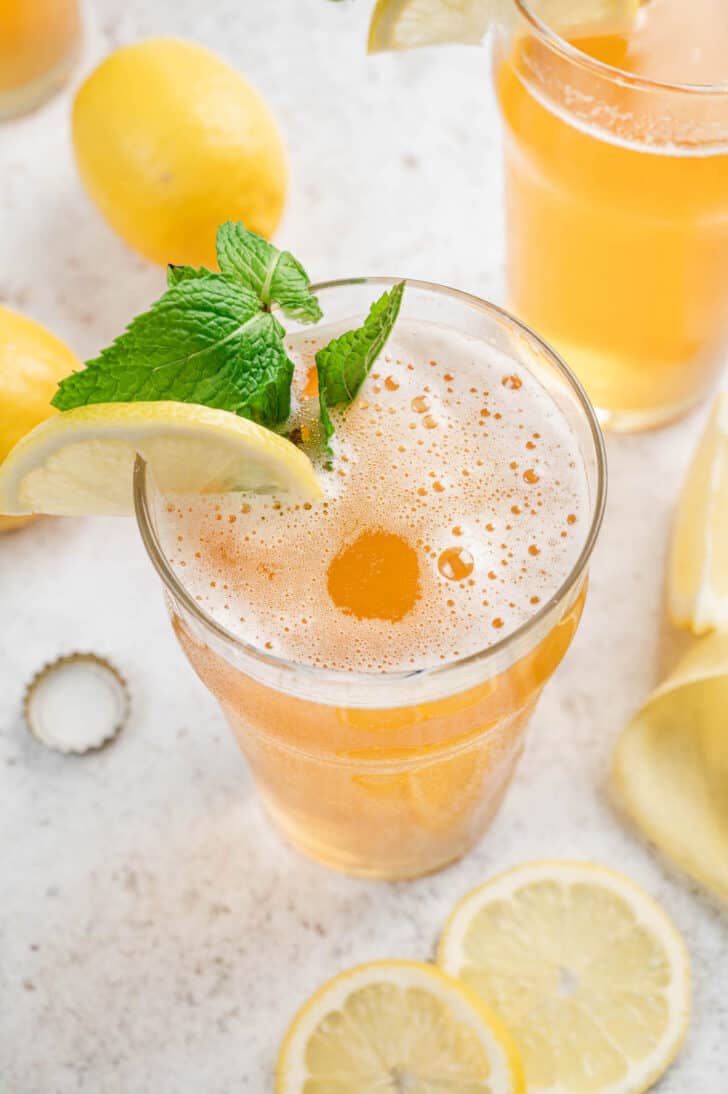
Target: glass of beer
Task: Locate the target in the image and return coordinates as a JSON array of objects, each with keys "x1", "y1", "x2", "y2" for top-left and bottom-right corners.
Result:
[
  {"x1": 135, "y1": 279, "x2": 605, "y2": 879},
  {"x1": 494, "y1": 0, "x2": 728, "y2": 431},
  {"x1": 0, "y1": 0, "x2": 81, "y2": 119}
]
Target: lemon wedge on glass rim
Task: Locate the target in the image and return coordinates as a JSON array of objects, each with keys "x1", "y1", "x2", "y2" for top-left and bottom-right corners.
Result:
[
  {"x1": 276, "y1": 959, "x2": 525, "y2": 1093},
  {"x1": 0, "y1": 401, "x2": 322, "y2": 518},
  {"x1": 614, "y1": 633, "x2": 728, "y2": 904},
  {"x1": 438, "y1": 860, "x2": 690, "y2": 1094},
  {"x1": 368, "y1": 0, "x2": 641, "y2": 52}
]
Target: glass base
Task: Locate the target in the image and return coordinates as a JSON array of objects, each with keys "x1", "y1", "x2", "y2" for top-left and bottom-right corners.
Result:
[
  {"x1": 261, "y1": 767, "x2": 516, "y2": 880},
  {"x1": 508, "y1": 317, "x2": 722, "y2": 434},
  {"x1": 596, "y1": 389, "x2": 708, "y2": 433},
  {"x1": 0, "y1": 42, "x2": 80, "y2": 120}
]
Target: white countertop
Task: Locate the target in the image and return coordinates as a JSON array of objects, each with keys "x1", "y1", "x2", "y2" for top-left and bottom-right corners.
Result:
[{"x1": 2, "y1": 1, "x2": 727, "y2": 1090}]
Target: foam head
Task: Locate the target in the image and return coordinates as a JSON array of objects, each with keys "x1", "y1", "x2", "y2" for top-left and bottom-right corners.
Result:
[{"x1": 160, "y1": 318, "x2": 589, "y2": 673}]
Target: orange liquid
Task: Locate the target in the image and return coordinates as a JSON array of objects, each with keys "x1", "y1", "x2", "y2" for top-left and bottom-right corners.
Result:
[
  {"x1": 159, "y1": 315, "x2": 592, "y2": 877},
  {"x1": 174, "y1": 585, "x2": 585, "y2": 878},
  {"x1": 0, "y1": 0, "x2": 80, "y2": 112},
  {"x1": 497, "y1": 0, "x2": 728, "y2": 428}
]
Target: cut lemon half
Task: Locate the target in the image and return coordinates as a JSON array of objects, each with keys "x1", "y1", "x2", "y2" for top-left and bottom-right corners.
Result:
[
  {"x1": 368, "y1": 0, "x2": 640, "y2": 53},
  {"x1": 668, "y1": 394, "x2": 728, "y2": 634},
  {"x1": 276, "y1": 959, "x2": 525, "y2": 1093},
  {"x1": 438, "y1": 861, "x2": 690, "y2": 1094},
  {"x1": 0, "y1": 401, "x2": 322, "y2": 517},
  {"x1": 614, "y1": 634, "x2": 728, "y2": 904}
]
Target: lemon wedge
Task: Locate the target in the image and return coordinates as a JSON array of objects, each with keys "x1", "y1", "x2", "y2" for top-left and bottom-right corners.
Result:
[
  {"x1": 0, "y1": 401, "x2": 322, "y2": 517},
  {"x1": 368, "y1": 0, "x2": 640, "y2": 53},
  {"x1": 668, "y1": 394, "x2": 728, "y2": 634},
  {"x1": 614, "y1": 634, "x2": 728, "y2": 904},
  {"x1": 438, "y1": 861, "x2": 690, "y2": 1094},
  {"x1": 276, "y1": 959, "x2": 525, "y2": 1093},
  {"x1": 369, "y1": 0, "x2": 495, "y2": 51}
]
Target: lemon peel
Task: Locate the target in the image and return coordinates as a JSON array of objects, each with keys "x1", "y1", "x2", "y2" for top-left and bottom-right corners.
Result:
[{"x1": 614, "y1": 634, "x2": 728, "y2": 904}]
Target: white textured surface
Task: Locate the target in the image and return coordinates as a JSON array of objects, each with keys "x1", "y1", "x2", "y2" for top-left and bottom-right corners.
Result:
[{"x1": 1, "y1": 1, "x2": 727, "y2": 1090}]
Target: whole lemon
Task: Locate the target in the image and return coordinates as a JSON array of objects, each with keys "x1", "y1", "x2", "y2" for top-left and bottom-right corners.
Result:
[
  {"x1": 0, "y1": 305, "x2": 80, "y2": 532},
  {"x1": 72, "y1": 38, "x2": 287, "y2": 268}
]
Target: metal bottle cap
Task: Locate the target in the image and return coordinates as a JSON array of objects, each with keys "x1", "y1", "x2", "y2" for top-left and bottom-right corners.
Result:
[{"x1": 24, "y1": 653, "x2": 130, "y2": 754}]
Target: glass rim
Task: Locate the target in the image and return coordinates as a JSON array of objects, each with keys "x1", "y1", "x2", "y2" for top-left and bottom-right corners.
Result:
[
  {"x1": 513, "y1": 0, "x2": 728, "y2": 96},
  {"x1": 133, "y1": 276, "x2": 607, "y2": 697}
]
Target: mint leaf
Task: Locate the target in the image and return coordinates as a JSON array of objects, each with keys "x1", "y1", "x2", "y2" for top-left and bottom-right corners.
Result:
[
  {"x1": 52, "y1": 223, "x2": 404, "y2": 448},
  {"x1": 318, "y1": 393, "x2": 336, "y2": 450},
  {"x1": 216, "y1": 221, "x2": 322, "y2": 323},
  {"x1": 166, "y1": 264, "x2": 213, "y2": 287},
  {"x1": 269, "y1": 251, "x2": 324, "y2": 324},
  {"x1": 316, "y1": 282, "x2": 404, "y2": 448},
  {"x1": 216, "y1": 223, "x2": 272, "y2": 292},
  {"x1": 227, "y1": 311, "x2": 294, "y2": 425},
  {"x1": 52, "y1": 274, "x2": 294, "y2": 426}
]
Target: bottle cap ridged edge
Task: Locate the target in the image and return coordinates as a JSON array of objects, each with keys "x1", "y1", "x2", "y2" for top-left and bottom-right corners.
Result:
[{"x1": 23, "y1": 652, "x2": 130, "y2": 755}]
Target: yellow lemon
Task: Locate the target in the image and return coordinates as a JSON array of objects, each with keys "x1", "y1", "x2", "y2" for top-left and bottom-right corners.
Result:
[
  {"x1": 0, "y1": 305, "x2": 79, "y2": 532},
  {"x1": 72, "y1": 38, "x2": 287, "y2": 268},
  {"x1": 439, "y1": 861, "x2": 690, "y2": 1094},
  {"x1": 276, "y1": 960, "x2": 525, "y2": 1093}
]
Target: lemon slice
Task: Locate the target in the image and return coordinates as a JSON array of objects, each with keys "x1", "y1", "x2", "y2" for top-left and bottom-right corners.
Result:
[
  {"x1": 368, "y1": 0, "x2": 639, "y2": 53},
  {"x1": 276, "y1": 959, "x2": 525, "y2": 1093},
  {"x1": 614, "y1": 634, "x2": 728, "y2": 904},
  {"x1": 369, "y1": 0, "x2": 495, "y2": 51},
  {"x1": 668, "y1": 394, "x2": 728, "y2": 634},
  {"x1": 438, "y1": 861, "x2": 690, "y2": 1094},
  {"x1": 0, "y1": 401, "x2": 322, "y2": 517}
]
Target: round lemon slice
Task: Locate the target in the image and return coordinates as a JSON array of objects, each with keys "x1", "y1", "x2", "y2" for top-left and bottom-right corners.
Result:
[
  {"x1": 0, "y1": 401, "x2": 322, "y2": 517},
  {"x1": 368, "y1": 0, "x2": 640, "y2": 53},
  {"x1": 438, "y1": 861, "x2": 690, "y2": 1094},
  {"x1": 276, "y1": 959, "x2": 525, "y2": 1093},
  {"x1": 614, "y1": 634, "x2": 728, "y2": 904},
  {"x1": 668, "y1": 394, "x2": 728, "y2": 635}
]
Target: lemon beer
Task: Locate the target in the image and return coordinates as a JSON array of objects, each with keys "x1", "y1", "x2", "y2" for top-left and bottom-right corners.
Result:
[
  {"x1": 138, "y1": 281, "x2": 604, "y2": 878},
  {"x1": 496, "y1": 0, "x2": 728, "y2": 429}
]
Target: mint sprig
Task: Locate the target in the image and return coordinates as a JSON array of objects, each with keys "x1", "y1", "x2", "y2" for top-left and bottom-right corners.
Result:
[
  {"x1": 216, "y1": 222, "x2": 323, "y2": 323},
  {"x1": 166, "y1": 225, "x2": 323, "y2": 323},
  {"x1": 52, "y1": 222, "x2": 405, "y2": 448},
  {"x1": 52, "y1": 273, "x2": 293, "y2": 425},
  {"x1": 316, "y1": 281, "x2": 404, "y2": 449},
  {"x1": 52, "y1": 224, "x2": 320, "y2": 427}
]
